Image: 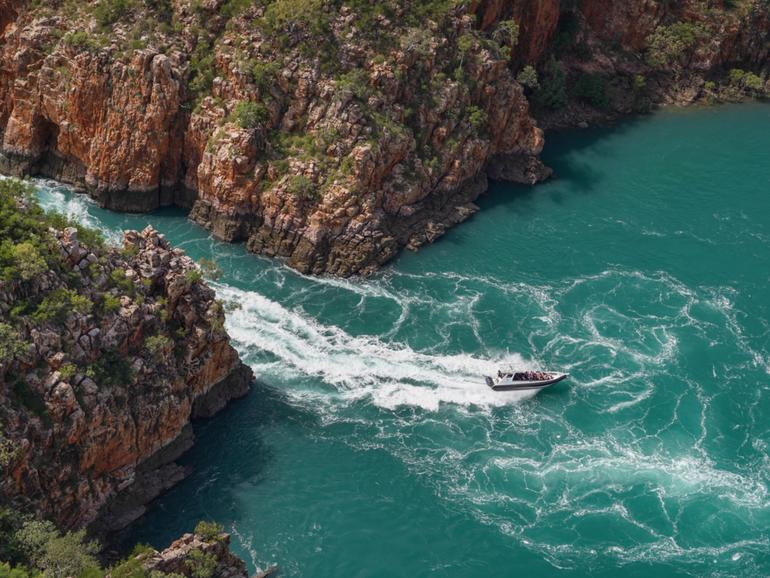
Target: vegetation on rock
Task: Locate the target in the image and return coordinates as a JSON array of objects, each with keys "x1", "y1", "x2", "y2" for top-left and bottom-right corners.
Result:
[
  {"x1": 0, "y1": 178, "x2": 251, "y2": 533},
  {"x1": 0, "y1": 509, "x2": 240, "y2": 578},
  {"x1": 1, "y1": 1, "x2": 768, "y2": 277},
  {"x1": 646, "y1": 22, "x2": 706, "y2": 69}
]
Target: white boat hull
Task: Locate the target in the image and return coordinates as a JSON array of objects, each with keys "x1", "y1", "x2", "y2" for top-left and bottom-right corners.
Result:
[{"x1": 485, "y1": 373, "x2": 568, "y2": 392}]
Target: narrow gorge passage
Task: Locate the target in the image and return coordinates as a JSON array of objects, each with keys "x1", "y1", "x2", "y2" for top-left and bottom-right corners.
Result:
[{"x1": 36, "y1": 103, "x2": 770, "y2": 578}]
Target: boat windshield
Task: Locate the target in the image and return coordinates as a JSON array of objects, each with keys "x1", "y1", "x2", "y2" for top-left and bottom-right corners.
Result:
[
  {"x1": 512, "y1": 371, "x2": 551, "y2": 381},
  {"x1": 498, "y1": 371, "x2": 553, "y2": 381}
]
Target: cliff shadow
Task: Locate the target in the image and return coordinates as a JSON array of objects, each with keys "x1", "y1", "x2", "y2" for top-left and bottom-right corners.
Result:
[
  {"x1": 481, "y1": 113, "x2": 649, "y2": 211},
  {"x1": 113, "y1": 378, "x2": 308, "y2": 555}
]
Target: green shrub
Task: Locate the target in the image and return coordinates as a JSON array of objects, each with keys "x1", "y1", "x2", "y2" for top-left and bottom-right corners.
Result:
[
  {"x1": 400, "y1": 27, "x2": 433, "y2": 58},
  {"x1": 729, "y1": 68, "x2": 747, "y2": 84},
  {"x1": 94, "y1": 0, "x2": 137, "y2": 28},
  {"x1": 0, "y1": 180, "x2": 64, "y2": 282},
  {"x1": 120, "y1": 243, "x2": 139, "y2": 259},
  {"x1": 185, "y1": 549, "x2": 216, "y2": 578},
  {"x1": 108, "y1": 556, "x2": 146, "y2": 578},
  {"x1": 6, "y1": 242, "x2": 47, "y2": 282},
  {"x1": 188, "y1": 42, "x2": 216, "y2": 104},
  {"x1": 0, "y1": 508, "x2": 27, "y2": 566},
  {"x1": 1, "y1": 509, "x2": 184, "y2": 577},
  {"x1": 495, "y1": 19, "x2": 519, "y2": 46},
  {"x1": 145, "y1": 334, "x2": 171, "y2": 361},
  {"x1": 230, "y1": 101, "x2": 269, "y2": 129},
  {"x1": 516, "y1": 65, "x2": 539, "y2": 90},
  {"x1": 59, "y1": 363, "x2": 77, "y2": 382},
  {"x1": 45, "y1": 212, "x2": 105, "y2": 250},
  {"x1": 728, "y1": 68, "x2": 765, "y2": 94},
  {"x1": 108, "y1": 544, "x2": 156, "y2": 578},
  {"x1": 0, "y1": 432, "x2": 19, "y2": 470},
  {"x1": 251, "y1": 61, "x2": 280, "y2": 92},
  {"x1": 102, "y1": 293, "x2": 122, "y2": 313},
  {"x1": 646, "y1": 22, "x2": 705, "y2": 68},
  {"x1": 15, "y1": 520, "x2": 100, "y2": 578},
  {"x1": 336, "y1": 69, "x2": 371, "y2": 100},
  {"x1": 0, "y1": 562, "x2": 39, "y2": 578},
  {"x1": 286, "y1": 175, "x2": 316, "y2": 199},
  {"x1": 533, "y1": 58, "x2": 567, "y2": 110},
  {"x1": 405, "y1": 0, "x2": 456, "y2": 25},
  {"x1": 467, "y1": 106, "x2": 487, "y2": 131},
  {"x1": 572, "y1": 73, "x2": 610, "y2": 108},
  {"x1": 194, "y1": 521, "x2": 225, "y2": 542},
  {"x1": 143, "y1": 0, "x2": 173, "y2": 18},
  {"x1": 0, "y1": 324, "x2": 25, "y2": 366},
  {"x1": 110, "y1": 268, "x2": 135, "y2": 293},
  {"x1": 32, "y1": 289, "x2": 92, "y2": 323},
  {"x1": 492, "y1": 19, "x2": 518, "y2": 58},
  {"x1": 262, "y1": 0, "x2": 326, "y2": 36},
  {"x1": 744, "y1": 73, "x2": 764, "y2": 93},
  {"x1": 184, "y1": 269, "x2": 203, "y2": 284},
  {"x1": 86, "y1": 351, "x2": 134, "y2": 387},
  {"x1": 62, "y1": 31, "x2": 100, "y2": 51}
]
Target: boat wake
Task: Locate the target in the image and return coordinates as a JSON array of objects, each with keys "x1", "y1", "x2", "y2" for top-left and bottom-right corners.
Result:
[
  {"x1": 215, "y1": 283, "x2": 541, "y2": 411},
  {"x1": 33, "y1": 178, "x2": 770, "y2": 576}
]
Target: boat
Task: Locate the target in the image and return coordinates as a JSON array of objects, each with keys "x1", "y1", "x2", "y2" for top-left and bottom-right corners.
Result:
[{"x1": 485, "y1": 370, "x2": 568, "y2": 392}]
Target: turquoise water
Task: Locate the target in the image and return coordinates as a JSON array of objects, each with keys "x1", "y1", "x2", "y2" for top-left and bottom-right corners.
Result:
[{"x1": 35, "y1": 103, "x2": 770, "y2": 577}]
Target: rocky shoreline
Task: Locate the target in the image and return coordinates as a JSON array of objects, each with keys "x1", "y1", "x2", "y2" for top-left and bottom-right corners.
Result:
[
  {"x1": 0, "y1": 179, "x2": 253, "y2": 540},
  {"x1": 1, "y1": 0, "x2": 763, "y2": 277},
  {"x1": 0, "y1": 1, "x2": 767, "y2": 573}
]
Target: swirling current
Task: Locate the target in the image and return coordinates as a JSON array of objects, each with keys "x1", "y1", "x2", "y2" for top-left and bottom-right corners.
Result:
[{"x1": 34, "y1": 103, "x2": 770, "y2": 577}]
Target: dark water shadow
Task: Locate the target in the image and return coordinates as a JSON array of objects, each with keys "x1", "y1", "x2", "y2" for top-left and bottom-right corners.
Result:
[
  {"x1": 484, "y1": 114, "x2": 650, "y2": 209},
  {"x1": 113, "y1": 379, "x2": 314, "y2": 555},
  {"x1": 403, "y1": 114, "x2": 652, "y2": 263}
]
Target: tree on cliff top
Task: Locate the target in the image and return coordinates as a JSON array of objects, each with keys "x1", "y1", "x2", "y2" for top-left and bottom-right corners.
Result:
[{"x1": 646, "y1": 22, "x2": 706, "y2": 69}]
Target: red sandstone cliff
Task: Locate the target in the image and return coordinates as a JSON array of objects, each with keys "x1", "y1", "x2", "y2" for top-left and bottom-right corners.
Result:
[
  {"x1": 0, "y1": 0, "x2": 767, "y2": 276},
  {"x1": 0, "y1": 207, "x2": 252, "y2": 532}
]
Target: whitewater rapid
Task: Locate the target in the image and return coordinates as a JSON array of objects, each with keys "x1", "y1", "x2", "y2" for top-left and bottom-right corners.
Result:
[
  {"x1": 214, "y1": 282, "x2": 542, "y2": 411},
  {"x1": 32, "y1": 161, "x2": 770, "y2": 576}
]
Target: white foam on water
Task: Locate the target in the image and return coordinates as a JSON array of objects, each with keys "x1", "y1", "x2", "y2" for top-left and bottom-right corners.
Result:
[
  {"x1": 215, "y1": 283, "x2": 536, "y2": 411},
  {"x1": 438, "y1": 435, "x2": 770, "y2": 573},
  {"x1": 211, "y1": 264, "x2": 770, "y2": 571},
  {"x1": 35, "y1": 180, "x2": 770, "y2": 574},
  {"x1": 491, "y1": 439, "x2": 770, "y2": 509},
  {"x1": 605, "y1": 383, "x2": 654, "y2": 413},
  {"x1": 32, "y1": 178, "x2": 124, "y2": 244}
]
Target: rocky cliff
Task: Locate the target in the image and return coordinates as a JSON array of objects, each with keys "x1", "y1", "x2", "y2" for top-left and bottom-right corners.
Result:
[
  {"x1": 0, "y1": 0, "x2": 767, "y2": 276},
  {"x1": 531, "y1": 0, "x2": 770, "y2": 128},
  {"x1": 0, "y1": 179, "x2": 252, "y2": 534},
  {"x1": 127, "y1": 534, "x2": 249, "y2": 578}
]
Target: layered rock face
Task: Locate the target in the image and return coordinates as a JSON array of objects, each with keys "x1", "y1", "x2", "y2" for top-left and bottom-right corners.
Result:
[
  {"x1": 0, "y1": 0, "x2": 550, "y2": 276},
  {"x1": 538, "y1": 0, "x2": 770, "y2": 127},
  {"x1": 122, "y1": 531, "x2": 250, "y2": 578},
  {"x1": 473, "y1": 0, "x2": 560, "y2": 63},
  {"x1": 0, "y1": 192, "x2": 252, "y2": 532},
  {"x1": 580, "y1": 0, "x2": 770, "y2": 66},
  {"x1": 0, "y1": 0, "x2": 767, "y2": 275}
]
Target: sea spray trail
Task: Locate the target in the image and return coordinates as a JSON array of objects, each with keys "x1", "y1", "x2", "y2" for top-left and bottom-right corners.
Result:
[
  {"x1": 31, "y1": 103, "x2": 770, "y2": 577},
  {"x1": 214, "y1": 283, "x2": 538, "y2": 410}
]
